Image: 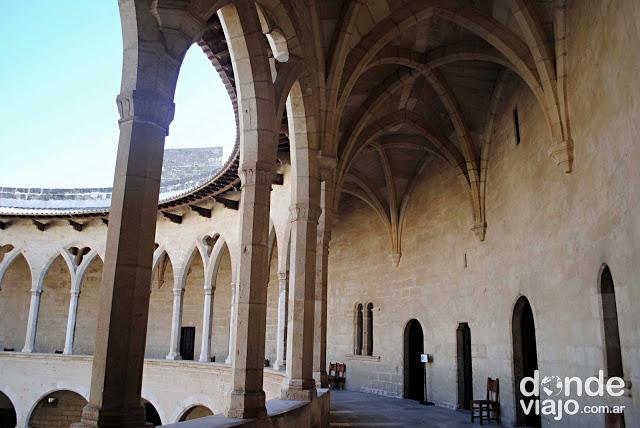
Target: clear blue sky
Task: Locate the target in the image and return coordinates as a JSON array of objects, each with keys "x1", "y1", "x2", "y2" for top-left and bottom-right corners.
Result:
[{"x1": 0, "y1": 2, "x2": 236, "y2": 188}]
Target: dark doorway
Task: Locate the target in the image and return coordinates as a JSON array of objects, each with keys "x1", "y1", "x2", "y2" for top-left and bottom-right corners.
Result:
[
  {"x1": 512, "y1": 296, "x2": 540, "y2": 427},
  {"x1": 601, "y1": 266, "x2": 626, "y2": 428},
  {"x1": 0, "y1": 391, "x2": 17, "y2": 428},
  {"x1": 144, "y1": 401, "x2": 162, "y2": 426},
  {"x1": 180, "y1": 326, "x2": 196, "y2": 361},
  {"x1": 403, "y1": 319, "x2": 424, "y2": 401},
  {"x1": 456, "y1": 323, "x2": 473, "y2": 410}
]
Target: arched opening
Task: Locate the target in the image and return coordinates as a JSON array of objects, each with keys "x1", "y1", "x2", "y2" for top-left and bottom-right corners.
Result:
[
  {"x1": 0, "y1": 253, "x2": 31, "y2": 351},
  {"x1": 211, "y1": 244, "x2": 233, "y2": 362},
  {"x1": 74, "y1": 255, "x2": 103, "y2": 355},
  {"x1": 146, "y1": 252, "x2": 174, "y2": 358},
  {"x1": 0, "y1": 391, "x2": 16, "y2": 428},
  {"x1": 354, "y1": 304, "x2": 363, "y2": 355},
  {"x1": 264, "y1": 237, "x2": 279, "y2": 366},
  {"x1": 403, "y1": 319, "x2": 424, "y2": 401},
  {"x1": 182, "y1": 252, "x2": 205, "y2": 361},
  {"x1": 143, "y1": 400, "x2": 162, "y2": 426},
  {"x1": 512, "y1": 296, "x2": 540, "y2": 427},
  {"x1": 29, "y1": 390, "x2": 87, "y2": 427},
  {"x1": 179, "y1": 405, "x2": 214, "y2": 421},
  {"x1": 365, "y1": 303, "x2": 373, "y2": 356},
  {"x1": 36, "y1": 255, "x2": 71, "y2": 353},
  {"x1": 456, "y1": 322, "x2": 473, "y2": 410},
  {"x1": 600, "y1": 265, "x2": 626, "y2": 428}
]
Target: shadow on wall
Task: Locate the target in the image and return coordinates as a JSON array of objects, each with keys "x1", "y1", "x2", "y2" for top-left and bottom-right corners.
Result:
[{"x1": 0, "y1": 391, "x2": 17, "y2": 428}]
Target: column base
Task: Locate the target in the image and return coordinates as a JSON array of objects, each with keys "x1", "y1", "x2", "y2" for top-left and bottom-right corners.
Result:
[
  {"x1": 313, "y1": 370, "x2": 329, "y2": 388},
  {"x1": 273, "y1": 360, "x2": 286, "y2": 371},
  {"x1": 21, "y1": 347, "x2": 33, "y2": 353},
  {"x1": 165, "y1": 353, "x2": 181, "y2": 360},
  {"x1": 225, "y1": 390, "x2": 267, "y2": 419},
  {"x1": 281, "y1": 379, "x2": 317, "y2": 401},
  {"x1": 71, "y1": 403, "x2": 148, "y2": 428},
  {"x1": 198, "y1": 354, "x2": 210, "y2": 363}
]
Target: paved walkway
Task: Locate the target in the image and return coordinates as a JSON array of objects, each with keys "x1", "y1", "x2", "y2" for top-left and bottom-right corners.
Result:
[{"x1": 330, "y1": 390, "x2": 495, "y2": 427}]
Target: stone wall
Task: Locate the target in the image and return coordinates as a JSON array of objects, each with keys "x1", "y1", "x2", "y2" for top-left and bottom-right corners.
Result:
[
  {"x1": 28, "y1": 390, "x2": 86, "y2": 428},
  {"x1": 0, "y1": 255, "x2": 30, "y2": 351},
  {"x1": 35, "y1": 257, "x2": 69, "y2": 354},
  {"x1": 73, "y1": 257, "x2": 102, "y2": 355}
]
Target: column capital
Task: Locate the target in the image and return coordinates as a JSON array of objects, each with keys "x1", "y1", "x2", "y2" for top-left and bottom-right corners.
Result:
[
  {"x1": 172, "y1": 288, "x2": 185, "y2": 297},
  {"x1": 204, "y1": 286, "x2": 214, "y2": 295},
  {"x1": 116, "y1": 89, "x2": 175, "y2": 135},
  {"x1": 319, "y1": 155, "x2": 338, "y2": 181},
  {"x1": 277, "y1": 271, "x2": 288, "y2": 281},
  {"x1": 289, "y1": 203, "x2": 322, "y2": 223},
  {"x1": 70, "y1": 289, "x2": 81, "y2": 297},
  {"x1": 30, "y1": 289, "x2": 42, "y2": 297},
  {"x1": 239, "y1": 161, "x2": 276, "y2": 187}
]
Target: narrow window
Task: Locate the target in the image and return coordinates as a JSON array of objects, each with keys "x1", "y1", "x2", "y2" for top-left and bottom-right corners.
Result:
[
  {"x1": 355, "y1": 304, "x2": 363, "y2": 355},
  {"x1": 366, "y1": 303, "x2": 374, "y2": 355},
  {"x1": 513, "y1": 107, "x2": 521, "y2": 145}
]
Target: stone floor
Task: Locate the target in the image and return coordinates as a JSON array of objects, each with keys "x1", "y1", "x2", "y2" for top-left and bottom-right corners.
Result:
[{"x1": 329, "y1": 390, "x2": 498, "y2": 427}]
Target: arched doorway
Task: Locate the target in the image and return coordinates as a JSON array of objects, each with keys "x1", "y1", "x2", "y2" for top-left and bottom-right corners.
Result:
[
  {"x1": 179, "y1": 405, "x2": 213, "y2": 421},
  {"x1": 403, "y1": 319, "x2": 424, "y2": 401},
  {"x1": 600, "y1": 265, "x2": 625, "y2": 428},
  {"x1": 0, "y1": 391, "x2": 16, "y2": 428},
  {"x1": 29, "y1": 390, "x2": 87, "y2": 427},
  {"x1": 143, "y1": 400, "x2": 162, "y2": 426},
  {"x1": 512, "y1": 296, "x2": 540, "y2": 427},
  {"x1": 456, "y1": 322, "x2": 473, "y2": 410}
]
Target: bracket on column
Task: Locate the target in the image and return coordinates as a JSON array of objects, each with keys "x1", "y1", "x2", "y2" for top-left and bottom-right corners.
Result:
[
  {"x1": 0, "y1": 220, "x2": 11, "y2": 230},
  {"x1": 213, "y1": 196, "x2": 239, "y2": 211},
  {"x1": 68, "y1": 220, "x2": 84, "y2": 232},
  {"x1": 32, "y1": 219, "x2": 49, "y2": 232},
  {"x1": 162, "y1": 211, "x2": 183, "y2": 224},
  {"x1": 190, "y1": 204, "x2": 212, "y2": 218}
]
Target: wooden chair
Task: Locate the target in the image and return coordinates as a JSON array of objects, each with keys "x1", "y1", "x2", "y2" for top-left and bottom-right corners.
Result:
[
  {"x1": 327, "y1": 362, "x2": 347, "y2": 390},
  {"x1": 471, "y1": 378, "x2": 500, "y2": 425}
]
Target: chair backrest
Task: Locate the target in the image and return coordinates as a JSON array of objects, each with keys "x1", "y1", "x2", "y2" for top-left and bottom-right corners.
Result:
[
  {"x1": 486, "y1": 377, "x2": 500, "y2": 403},
  {"x1": 328, "y1": 362, "x2": 337, "y2": 376},
  {"x1": 338, "y1": 363, "x2": 346, "y2": 377}
]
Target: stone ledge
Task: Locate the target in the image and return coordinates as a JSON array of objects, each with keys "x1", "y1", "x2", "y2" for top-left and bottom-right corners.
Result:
[{"x1": 346, "y1": 354, "x2": 381, "y2": 362}]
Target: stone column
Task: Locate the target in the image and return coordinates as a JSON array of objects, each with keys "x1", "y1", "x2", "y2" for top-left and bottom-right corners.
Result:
[
  {"x1": 199, "y1": 285, "x2": 214, "y2": 362},
  {"x1": 273, "y1": 271, "x2": 288, "y2": 370},
  {"x1": 220, "y1": 0, "x2": 278, "y2": 419},
  {"x1": 313, "y1": 161, "x2": 336, "y2": 388},
  {"x1": 21, "y1": 289, "x2": 41, "y2": 353},
  {"x1": 74, "y1": 3, "x2": 186, "y2": 423},
  {"x1": 225, "y1": 281, "x2": 237, "y2": 364},
  {"x1": 167, "y1": 287, "x2": 185, "y2": 360},
  {"x1": 282, "y1": 202, "x2": 321, "y2": 400},
  {"x1": 313, "y1": 229, "x2": 331, "y2": 387},
  {"x1": 63, "y1": 289, "x2": 81, "y2": 355}
]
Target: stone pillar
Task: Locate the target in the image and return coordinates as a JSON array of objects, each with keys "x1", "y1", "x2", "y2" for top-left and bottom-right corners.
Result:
[
  {"x1": 225, "y1": 281, "x2": 237, "y2": 364},
  {"x1": 63, "y1": 289, "x2": 81, "y2": 355},
  {"x1": 21, "y1": 289, "x2": 41, "y2": 353},
  {"x1": 313, "y1": 229, "x2": 331, "y2": 387},
  {"x1": 74, "y1": 3, "x2": 186, "y2": 423},
  {"x1": 167, "y1": 287, "x2": 184, "y2": 360},
  {"x1": 199, "y1": 286, "x2": 214, "y2": 362},
  {"x1": 273, "y1": 271, "x2": 288, "y2": 370},
  {"x1": 220, "y1": 0, "x2": 278, "y2": 418},
  {"x1": 282, "y1": 202, "x2": 321, "y2": 400},
  {"x1": 313, "y1": 161, "x2": 336, "y2": 388},
  {"x1": 225, "y1": 163, "x2": 274, "y2": 418}
]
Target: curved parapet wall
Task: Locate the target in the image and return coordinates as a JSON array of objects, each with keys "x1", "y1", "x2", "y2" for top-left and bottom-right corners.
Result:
[{"x1": 0, "y1": 352, "x2": 308, "y2": 427}]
